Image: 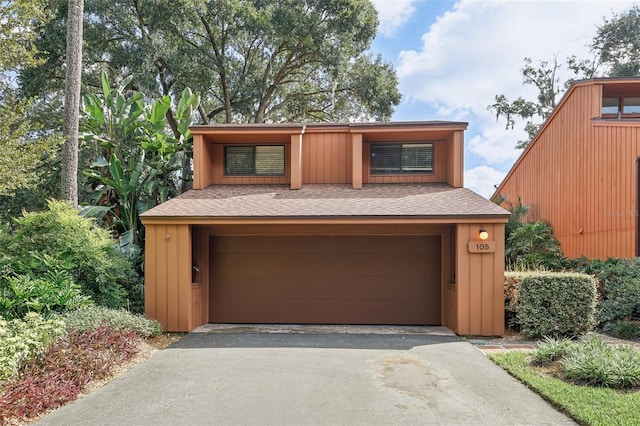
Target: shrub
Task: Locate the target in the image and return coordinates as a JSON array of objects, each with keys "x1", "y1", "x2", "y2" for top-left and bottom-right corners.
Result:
[
  {"x1": 533, "y1": 336, "x2": 574, "y2": 364},
  {"x1": 506, "y1": 271, "x2": 597, "y2": 338},
  {"x1": 506, "y1": 221, "x2": 565, "y2": 271},
  {"x1": 0, "y1": 271, "x2": 92, "y2": 320},
  {"x1": 0, "y1": 326, "x2": 140, "y2": 423},
  {"x1": 61, "y1": 305, "x2": 162, "y2": 337},
  {"x1": 0, "y1": 313, "x2": 66, "y2": 381},
  {"x1": 566, "y1": 257, "x2": 640, "y2": 326},
  {"x1": 0, "y1": 200, "x2": 142, "y2": 312},
  {"x1": 604, "y1": 320, "x2": 640, "y2": 340},
  {"x1": 562, "y1": 335, "x2": 640, "y2": 389}
]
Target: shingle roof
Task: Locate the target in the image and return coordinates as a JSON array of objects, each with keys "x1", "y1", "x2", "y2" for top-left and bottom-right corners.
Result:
[{"x1": 141, "y1": 183, "x2": 510, "y2": 219}]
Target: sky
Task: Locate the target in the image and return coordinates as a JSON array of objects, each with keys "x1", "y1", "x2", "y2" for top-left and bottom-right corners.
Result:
[{"x1": 368, "y1": 0, "x2": 638, "y2": 198}]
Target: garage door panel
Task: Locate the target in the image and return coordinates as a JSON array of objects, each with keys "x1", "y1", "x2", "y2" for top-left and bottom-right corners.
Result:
[
  {"x1": 211, "y1": 275, "x2": 434, "y2": 300},
  {"x1": 210, "y1": 299, "x2": 435, "y2": 325},
  {"x1": 213, "y1": 252, "x2": 437, "y2": 277},
  {"x1": 210, "y1": 235, "x2": 441, "y2": 325}
]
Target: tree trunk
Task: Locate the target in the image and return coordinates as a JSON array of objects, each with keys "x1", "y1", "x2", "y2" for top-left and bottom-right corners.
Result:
[{"x1": 61, "y1": 0, "x2": 84, "y2": 206}]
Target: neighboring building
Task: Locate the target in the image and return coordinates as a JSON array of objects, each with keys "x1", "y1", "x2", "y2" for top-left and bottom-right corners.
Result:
[
  {"x1": 493, "y1": 78, "x2": 640, "y2": 260},
  {"x1": 141, "y1": 122, "x2": 509, "y2": 336}
]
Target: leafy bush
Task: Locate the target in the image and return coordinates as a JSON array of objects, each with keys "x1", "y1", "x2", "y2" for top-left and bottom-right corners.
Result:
[
  {"x1": 562, "y1": 336, "x2": 640, "y2": 389},
  {"x1": 0, "y1": 313, "x2": 66, "y2": 381},
  {"x1": 61, "y1": 306, "x2": 162, "y2": 337},
  {"x1": 0, "y1": 200, "x2": 142, "y2": 312},
  {"x1": 533, "y1": 336, "x2": 574, "y2": 364},
  {"x1": 604, "y1": 320, "x2": 640, "y2": 340},
  {"x1": 0, "y1": 326, "x2": 140, "y2": 423},
  {"x1": 0, "y1": 271, "x2": 92, "y2": 320},
  {"x1": 506, "y1": 271, "x2": 597, "y2": 338},
  {"x1": 566, "y1": 257, "x2": 640, "y2": 326},
  {"x1": 506, "y1": 221, "x2": 565, "y2": 270}
]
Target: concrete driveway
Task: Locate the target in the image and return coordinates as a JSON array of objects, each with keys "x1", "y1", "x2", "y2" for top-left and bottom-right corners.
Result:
[{"x1": 36, "y1": 327, "x2": 574, "y2": 426}]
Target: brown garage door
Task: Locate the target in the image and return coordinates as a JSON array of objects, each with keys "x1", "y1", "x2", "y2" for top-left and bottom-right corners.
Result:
[{"x1": 209, "y1": 235, "x2": 441, "y2": 325}]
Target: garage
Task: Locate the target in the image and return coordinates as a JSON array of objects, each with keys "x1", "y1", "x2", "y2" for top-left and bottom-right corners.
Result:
[{"x1": 209, "y1": 235, "x2": 441, "y2": 325}]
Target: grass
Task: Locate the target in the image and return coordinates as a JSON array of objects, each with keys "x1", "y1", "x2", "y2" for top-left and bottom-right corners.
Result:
[{"x1": 491, "y1": 351, "x2": 640, "y2": 425}]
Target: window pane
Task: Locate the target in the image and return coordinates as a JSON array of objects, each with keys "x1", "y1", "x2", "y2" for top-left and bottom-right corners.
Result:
[
  {"x1": 623, "y1": 97, "x2": 640, "y2": 114},
  {"x1": 602, "y1": 97, "x2": 619, "y2": 115},
  {"x1": 255, "y1": 146, "x2": 285, "y2": 175},
  {"x1": 402, "y1": 144, "x2": 433, "y2": 173},
  {"x1": 225, "y1": 146, "x2": 255, "y2": 175},
  {"x1": 371, "y1": 145, "x2": 401, "y2": 174}
]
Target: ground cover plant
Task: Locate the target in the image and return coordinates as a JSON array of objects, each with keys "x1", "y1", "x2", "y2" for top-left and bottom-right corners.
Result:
[
  {"x1": 0, "y1": 313, "x2": 66, "y2": 382},
  {"x1": 61, "y1": 305, "x2": 162, "y2": 337},
  {"x1": 0, "y1": 326, "x2": 141, "y2": 424},
  {"x1": 491, "y1": 336, "x2": 640, "y2": 425},
  {"x1": 0, "y1": 304, "x2": 163, "y2": 423}
]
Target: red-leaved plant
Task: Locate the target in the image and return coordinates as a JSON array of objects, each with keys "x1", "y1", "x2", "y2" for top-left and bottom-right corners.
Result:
[{"x1": 0, "y1": 326, "x2": 140, "y2": 423}]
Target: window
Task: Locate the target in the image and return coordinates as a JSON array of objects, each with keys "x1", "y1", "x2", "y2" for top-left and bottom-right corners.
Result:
[
  {"x1": 370, "y1": 143, "x2": 434, "y2": 174},
  {"x1": 602, "y1": 96, "x2": 640, "y2": 116},
  {"x1": 602, "y1": 97, "x2": 619, "y2": 115},
  {"x1": 224, "y1": 145, "x2": 285, "y2": 176}
]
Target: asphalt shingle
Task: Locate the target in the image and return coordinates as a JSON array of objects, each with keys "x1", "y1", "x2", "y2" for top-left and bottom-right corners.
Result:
[{"x1": 141, "y1": 183, "x2": 510, "y2": 219}]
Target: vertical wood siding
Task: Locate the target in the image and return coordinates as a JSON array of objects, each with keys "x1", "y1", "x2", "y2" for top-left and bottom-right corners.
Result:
[
  {"x1": 302, "y1": 133, "x2": 352, "y2": 183},
  {"x1": 455, "y1": 223, "x2": 505, "y2": 336},
  {"x1": 498, "y1": 83, "x2": 640, "y2": 259},
  {"x1": 144, "y1": 224, "x2": 194, "y2": 332}
]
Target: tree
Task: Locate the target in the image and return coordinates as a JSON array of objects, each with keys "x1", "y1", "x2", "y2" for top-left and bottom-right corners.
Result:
[
  {"x1": 488, "y1": 56, "x2": 597, "y2": 150},
  {"x1": 0, "y1": 0, "x2": 61, "y2": 197},
  {"x1": 60, "y1": 0, "x2": 84, "y2": 206},
  {"x1": 22, "y1": 0, "x2": 401, "y2": 126},
  {"x1": 592, "y1": 5, "x2": 640, "y2": 77},
  {"x1": 82, "y1": 73, "x2": 199, "y2": 252}
]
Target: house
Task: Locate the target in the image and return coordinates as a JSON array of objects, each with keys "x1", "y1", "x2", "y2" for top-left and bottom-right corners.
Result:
[
  {"x1": 493, "y1": 78, "x2": 640, "y2": 260},
  {"x1": 140, "y1": 122, "x2": 509, "y2": 336}
]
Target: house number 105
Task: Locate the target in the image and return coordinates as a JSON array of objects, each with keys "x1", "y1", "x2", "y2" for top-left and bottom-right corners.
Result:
[{"x1": 468, "y1": 241, "x2": 496, "y2": 253}]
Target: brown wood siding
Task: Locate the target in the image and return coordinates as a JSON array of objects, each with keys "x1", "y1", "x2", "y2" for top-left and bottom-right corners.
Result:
[
  {"x1": 454, "y1": 223, "x2": 505, "y2": 336},
  {"x1": 144, "y1": 224, "x2": 194, "y2": 332},
  {"x1": 302, "y1": 133, "x2": 352, "y2": 184},
  {"x1": 497, "y1": 82, "x2": 640, "y2": 259},
  {"x1": 209, "y1": 235, "x2": 441, "y2": 325},
  {"x1": 210, "y1": 143, "x2": 290, "y2": 184},
  {"x1": 362, "y1": 141, "x2": 447, "y2": 184}
]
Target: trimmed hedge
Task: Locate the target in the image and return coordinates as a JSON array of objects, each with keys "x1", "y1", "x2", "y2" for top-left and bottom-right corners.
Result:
[{"x1": 505, "y1": 271, "x2": 597, "y2": 338}]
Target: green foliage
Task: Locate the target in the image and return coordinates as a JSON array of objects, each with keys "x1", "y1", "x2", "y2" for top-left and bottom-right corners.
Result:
[
  {"x1": 506, "y1": 221, "x2": 564, "y2": 270},
  {"x1": 603, "y1": 320, "x2": 640, "y2": 340},
  {"x1": 567, "y1": 256, "x2": 640, "y2": 325},
  {"x1": 592, "y1": 6, "x2": 640, "y2": 77},
  {"x1": 0, "y1": 326, "x2": 140, "y2": 423},
  {"x1": 562, "y1": 336, "x2": 640, "y2": 389},
  {"x1": 82, "y1": 72, "x2": 199, "y2": 250},
  {"x1": 488, "y1": 56, "x2": 596, "y2": 149},
  {"x1": 492, "y1": 350, "x2": 640, "y2": 425},
  {"x1": 0, "y1": 0, "x2": 54, "y2": 69},
  {"x1": 505, "y1": 271, "x2": 597, "y2": 338},
  {"x1": 496, "y1": 195, "x2": 565, "y2": 270},
  {"x1": 0, "y1": 94, "x2": 63, "y2": 197},
  {"x1": 61, "y1": 306, "x2": 162, "y2": 338},
  {"x1": 533, "y1": 336, "x2": 574, "y2": 364},
  {"x1": 0, "y1": 200, "x2": 142, "y2": 311},
  {"x1": 0, "y1": 272, "x2": 92, "y2": 320},
  {"x1": 0, "y1": 313, "x2": 66, "y2": 382},
  {"x1": 22, "y1": 0, "x2": 400, "y2": 124}
]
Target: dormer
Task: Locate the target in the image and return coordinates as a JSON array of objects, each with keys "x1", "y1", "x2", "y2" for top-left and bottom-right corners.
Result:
[{"x1": 190, "y1": 121, "x2": 467, "y2": 190}]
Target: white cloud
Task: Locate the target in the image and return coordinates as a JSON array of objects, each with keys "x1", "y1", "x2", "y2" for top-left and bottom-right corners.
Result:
[
  {"x1": 465, "y1": 165, "x2": 507, "y2": 199},
  {"x1": 389, "y1": 0, "x2": 637, "y2": 183},
  {"x1": 370, "y1": 0, "x2": 417, "y2": 36}
]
